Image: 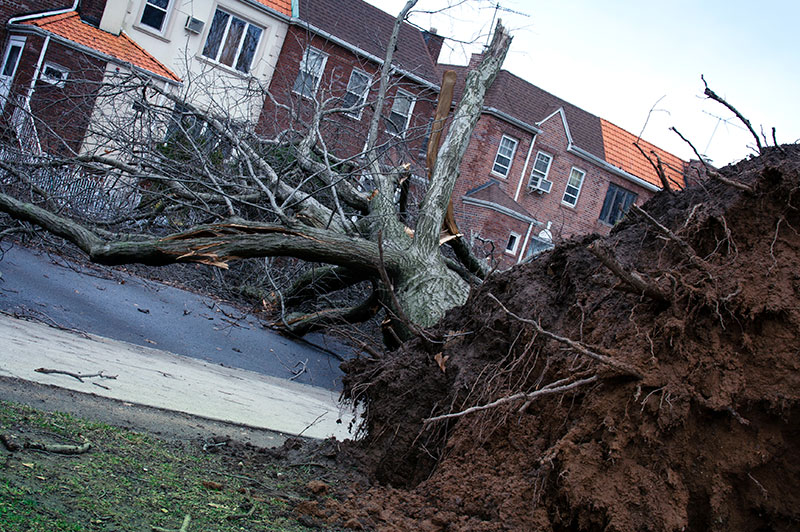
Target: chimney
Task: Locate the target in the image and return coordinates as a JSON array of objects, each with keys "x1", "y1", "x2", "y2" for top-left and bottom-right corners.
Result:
[
  {"x1": 421, "y1": 28, "x2": 444, "y2": 62},
  {"x1": 467, "y1": 53, "x2": 484, "y2": 69}
]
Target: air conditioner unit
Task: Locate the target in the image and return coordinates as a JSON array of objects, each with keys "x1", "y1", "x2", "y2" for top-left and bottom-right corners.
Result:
[
  {"x1": 528, "y1": 179, "x2": 553, "y2": 194},
  {"x1": 185, "y1": 16, "x2": 204, "y2": 34}
]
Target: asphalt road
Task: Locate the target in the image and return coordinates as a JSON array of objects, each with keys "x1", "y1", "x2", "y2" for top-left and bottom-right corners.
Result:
[{"x1": 0, "y1": 243, "x2": 346, "y2": 390}]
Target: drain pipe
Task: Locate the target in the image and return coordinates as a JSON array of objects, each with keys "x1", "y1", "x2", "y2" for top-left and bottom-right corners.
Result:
[{"x1": 25, "y1": 34, "x2": 51, "y2": 108}]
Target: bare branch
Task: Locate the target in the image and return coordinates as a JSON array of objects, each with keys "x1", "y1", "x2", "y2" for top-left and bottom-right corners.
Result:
[
  {"x1": 488, "y1": 293, "x2": 643, "y2": 378},
  {"x1": 587, "y1": 241, "x2": 669, "y2": 303},
  {"x1": 702, "y1": 75, "x2": 762, "y2": 153},
  {"x1": 424, "y1": 375, "x2": 599, "y2": 424},
  {"x1": 670, "y1": 127, "x2": 753, "y2": 193}
]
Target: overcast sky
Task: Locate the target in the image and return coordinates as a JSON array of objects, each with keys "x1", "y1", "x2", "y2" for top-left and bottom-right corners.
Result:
[{"x1": 366, "y1": 0, "x2": 799, "y2": 167}]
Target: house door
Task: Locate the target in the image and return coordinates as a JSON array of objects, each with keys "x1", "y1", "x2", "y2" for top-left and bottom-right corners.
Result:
[{"x1": 0, "y1": 36, "x2": 26, "y2": 112}]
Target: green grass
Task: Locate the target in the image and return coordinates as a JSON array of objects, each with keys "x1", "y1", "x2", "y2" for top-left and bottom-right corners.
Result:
[{"x1": 0, "y1": 402, "x2": 320, "y2": 531}]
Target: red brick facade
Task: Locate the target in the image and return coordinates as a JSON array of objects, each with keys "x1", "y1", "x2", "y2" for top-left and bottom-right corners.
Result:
[{"x1": 258, "y1": 26, "x2": 437, "y2": 169}]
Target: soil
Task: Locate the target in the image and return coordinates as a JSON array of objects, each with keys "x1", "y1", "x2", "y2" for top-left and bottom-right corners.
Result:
[{"x1": 325, "y1": 145, "x2": 800, "y2": 531}]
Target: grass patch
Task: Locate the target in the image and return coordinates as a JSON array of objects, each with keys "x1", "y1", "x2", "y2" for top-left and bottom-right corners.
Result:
[{"x1": 0, "y1": 401, "x2": 320, "y2": 531}]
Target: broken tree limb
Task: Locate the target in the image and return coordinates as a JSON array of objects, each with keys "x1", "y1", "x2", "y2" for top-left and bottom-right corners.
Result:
[
  {"x1": 586, "y1": 241, "x2": 670, "y2": 302},
  {"x1": 701, "y1": 75, "x2": 762, "y2": 154},
  {"x1": 633, "y1": 142, "x2": 672, "y2": 193},
  {"x1": 1, "y1": 433, "x2": 92, "y2": 454},
  {"x1": 670, "y1": 127, "x2": 753, "y2": 193},
  {"x1": 487, "y1": 293, "x2": 643, "y2": 378},
  {"x1": 425, "y1": 375, "x2": 599, "y2": 424},
  {"x1": 34, "y1": 368, "x2": 118, "y2": 383}
]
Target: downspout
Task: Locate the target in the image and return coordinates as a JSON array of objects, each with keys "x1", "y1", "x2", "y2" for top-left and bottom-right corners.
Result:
[
  {"x1": 517, "y1": 220, "x2": 534, "y2": 263},
  {"x1": 25, "y1": 34, "x2": 50, "y2": 109},
  {"x1": 514, "y1": 133, "x2": 536, "y2": 201}
]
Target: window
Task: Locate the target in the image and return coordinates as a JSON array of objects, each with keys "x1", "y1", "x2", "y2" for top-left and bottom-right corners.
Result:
[
  {"x1": 505, "y1": 232, "x2": 520, "y2": 255},
  {"x1": 342, "y1": 69, "x2": 370, "y2": 118},
  {"x1": 562, "y1": 167, "x2": 585, "y2": 207},
  {"x1": 528, "y1": 151, "x2": 552, "y2": 188},
  {"x1": 293, "y1": 47, "x2": 327, "y2": 97},
  {"x1": 599, "y1": 182, "x2": 637, "y2": 225},
  {"x1": 492, "y1": 135, "x2": 518, "y2": 177},
  {"x1": 386, "y1": 89, "x2": 415, "y2": 135},
  {"x1": 201, "y1": 9, "x2": 263, "y2": 74},
  {"x1": 40, "y1": 62, "x2": 69, "y2": 87},
  {"x1": 140, "y1": 0, "x2": 171, "y2": 32}
]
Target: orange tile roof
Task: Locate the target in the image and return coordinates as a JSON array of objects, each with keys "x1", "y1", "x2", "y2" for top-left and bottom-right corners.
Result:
[
  {"x1": 253, "y1": 0, "x2": 292, "y2": 16},
  {"x1": 22, "y1": 12, "x2": 180, "y2": 82},
  {"x1": 600, "y1": 119, "x2": 686, "y2": 190}
]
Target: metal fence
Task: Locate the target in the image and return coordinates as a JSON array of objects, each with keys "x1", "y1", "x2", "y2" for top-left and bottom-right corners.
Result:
[{"x1": 1, "y1": 98, "x2": 141, "y2": 222}]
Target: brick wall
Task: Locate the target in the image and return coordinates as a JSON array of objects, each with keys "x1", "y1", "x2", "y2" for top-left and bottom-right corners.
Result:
[
  {"x1": 1, "y1": 1, "x2": 70, "y2": 44},
  {"x1": 258, "y1": 25, "x2": 437, "y2": 171},
  {"x1": 452, "y1": 109, "x2": 657, "y2": 265},
  {"x1": 5, "y1": 33, "x2": 106, "y2": 155}
]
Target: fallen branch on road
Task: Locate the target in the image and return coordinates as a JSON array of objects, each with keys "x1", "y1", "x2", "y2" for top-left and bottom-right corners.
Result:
[{"x1": 34, "y1": 367, "x2": 118, "y2": 383}]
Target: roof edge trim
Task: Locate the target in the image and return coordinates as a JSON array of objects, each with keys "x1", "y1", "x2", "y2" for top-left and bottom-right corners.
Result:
[
  {"x1": 567, "y1": 145, "x2": 661, "y2": 192},
  {"x1": 290, "y1": 20, "x2": 440, "y2": 91},
  {"x1": 8, "y1": 24, "x2": 181, "y2": 85},
  {"x1": 484, "y1": 106, "x2": 542, "y2": 134},
  {"x1": 462, "y1": 196, "x2": 539, "y2": 224}
]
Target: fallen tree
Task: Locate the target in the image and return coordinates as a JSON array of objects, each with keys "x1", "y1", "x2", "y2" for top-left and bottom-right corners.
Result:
[{"x1": 0, "y1": 4, "x2": 512, "y2": 342}]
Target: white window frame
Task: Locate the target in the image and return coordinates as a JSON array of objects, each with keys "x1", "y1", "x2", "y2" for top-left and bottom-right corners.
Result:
[
  {"x1": 293, "y1": 46, "x2": 328, "y2": 98},
  {"x1": 528, "y1": 151, "x2": 553, "y2": 189},
  {"x1": 386, "y1": 88, "x2": 416, "y2": 136},
  {"x1": 200, "y1": 8, "x2": 264, "y2": 74},
  {"x1": 1, "y1": 36, "x2": 26, "y2": 112},
  {"x1": 505, "y1": 231, "x2": 521, "y2": 255},
  {"x1": 491, "y1": 135, "x2": 518, "y2": 178},
  {"x1": 343, "y1": 68, "x2": 371, "y2": 119},
  {"x1": 562, "y1": 167, "x2": 586, "y2": 207},
  {"x1": 137, "y1": 0, "x2": 174, "y2": 35},
  {"x1": 40, "y1": 62, "x2": 69, "y2": 88}
]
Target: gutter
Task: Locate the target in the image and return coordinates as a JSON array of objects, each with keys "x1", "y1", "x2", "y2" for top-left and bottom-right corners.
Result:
[
  {"x1": 462, "y1": 196, "x2": 539, "y2": 225},
  {"x1": 484, "y1": 107, "x2": 542, "y2": 135},
  {"x1": 290, "y1": 21, "x2": 440, "y2": 92},
  {"x1": 544, "y1": 107, "x2": 662, "y2": 192},
  {"x1": 567, "y1": 144, "x2": 661, "y2": 192},
  {"x1": 8, "y1": 25, "x2": 181, "y2": 86},
  {"x1": 7, "y1": 0, "x2": 79, "y2": 25}
]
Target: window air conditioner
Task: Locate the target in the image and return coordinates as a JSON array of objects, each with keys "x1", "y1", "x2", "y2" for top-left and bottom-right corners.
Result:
[
  {"x1": 528, "y1": 179, "x2": 553, "y2": 194},
  {"x1": 185, "y1": 17, "x2": 204, "y2": 34}
]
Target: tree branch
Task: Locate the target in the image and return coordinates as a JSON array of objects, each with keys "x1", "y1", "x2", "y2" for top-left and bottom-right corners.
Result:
[
  {"x1": 587, "y1": 241, "x2": 669, "y2": 303},
  {"x1": 414, "y1": 21, "x2": 512, "y2": 256},
  {"x1": 488, "y1": 293, "x2": 643, "y2": 378}
]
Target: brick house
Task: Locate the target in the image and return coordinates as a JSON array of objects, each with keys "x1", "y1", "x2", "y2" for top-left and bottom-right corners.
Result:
[
  {"x1": 1, "y1": 1, "x2": 180, "y2": 155},
  {"x1": 257, "y1": 0, "x2": 442, "y2": 166},
  {"x1": 444, "y1": 56, "x2": 687, "y2": 268}
]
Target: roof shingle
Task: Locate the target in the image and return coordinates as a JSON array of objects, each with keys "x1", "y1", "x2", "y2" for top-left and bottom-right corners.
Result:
[
  {"x1": 600, "y1": 119, "x2": 686, "y2": 189},
  {"x1": 21, "y1": 12, "x2": 180, "y2": 82},
  {"x1": 464, "y1": 180, "x2": 535, "y2": 220},
  {"x1": 297, "y1": 0, "x2": 439, "y2": 85},
  {"x1": 253, "y1": 0, "x2": 292, "y2": 16}
]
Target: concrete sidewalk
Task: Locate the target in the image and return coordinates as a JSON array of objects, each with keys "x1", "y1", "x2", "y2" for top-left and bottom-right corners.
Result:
[{"x1": 0, "y1": 313, "x2": 356, "y2": 441}]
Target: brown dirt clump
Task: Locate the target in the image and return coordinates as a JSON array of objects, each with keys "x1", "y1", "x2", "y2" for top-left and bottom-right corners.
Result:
[{"x1": 334, "y1": 145, "x2": 800, "y2": 531}]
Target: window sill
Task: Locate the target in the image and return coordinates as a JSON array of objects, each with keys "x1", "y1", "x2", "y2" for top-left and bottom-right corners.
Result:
[
  {"x1": 196, "y1": 55, "x2": 254, "y2": 79},
  {"x1": 490, "y1": 171, "x2": 509, "y2": 180},
  {"x1": 560, "y1": 201, "x2": 578, "y2": 210},
  {"x1": 133, "y1": 23, "x2": 172, "y2": 43}
]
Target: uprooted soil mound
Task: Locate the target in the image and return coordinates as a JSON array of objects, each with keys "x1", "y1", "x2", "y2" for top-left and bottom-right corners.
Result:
[{"x1": 330, "y1": 145, "x2": 800, "y2": 531}]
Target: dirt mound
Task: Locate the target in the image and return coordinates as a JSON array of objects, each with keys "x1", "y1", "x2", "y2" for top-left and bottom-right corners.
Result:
[{"x1": 331, "y1": 145, "x2": 800, "y2": 531}]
